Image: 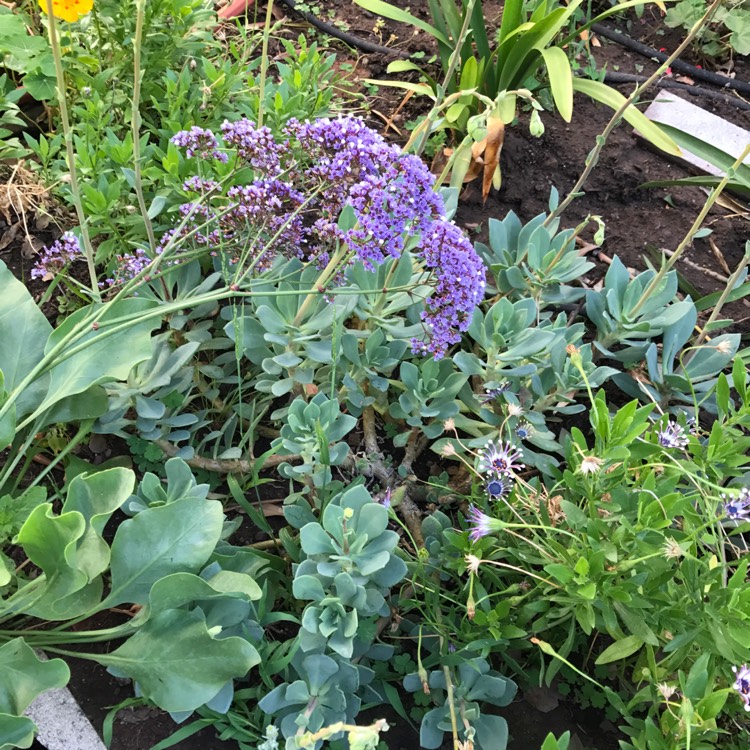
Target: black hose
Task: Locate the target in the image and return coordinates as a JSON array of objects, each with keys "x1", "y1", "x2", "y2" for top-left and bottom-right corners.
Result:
[
  {"x1": 591, "y1": 22, "x2": 750, "y2": 96},
  {"x1": 278, "y1": 0, "x2": 407, "y2": 57},
  {"x1": 602, "y1": 71, "x2": 750, "y2": 111}
]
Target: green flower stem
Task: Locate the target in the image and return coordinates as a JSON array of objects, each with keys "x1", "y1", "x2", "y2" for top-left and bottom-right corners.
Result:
[
  {"x1": 256, "y1": 0, "x2": 276, "y2": 129},
  {"x1": 544, "y1": 0, "x2": 723, "y2": 228},
  {"x1": 692, "y1": 241, "x2": 750, "y2": 349},
  {"x1": 4, "y1": 281, "x2": 413, "y2": 431},
  {"x1": 43, "y1": 1, "x2": 100, "y2": 301},
  {"x1": 630, "y1": 142, "x2": 750, "y2": 319},
  {"x1": 131, "y1": 0, "x2": 158, "y2": 255},
  {"x1": 5, "y1": 419, "x2": 93, "y2": 495},
  {"x1": 291, "y1": 244, "x2": 354, "y2": 326},
  {"x1": 0, "y1": 622, "x2": 136, "y2": 645}
]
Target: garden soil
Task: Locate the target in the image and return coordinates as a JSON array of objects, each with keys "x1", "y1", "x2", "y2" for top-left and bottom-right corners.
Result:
[{"x1": 3, "y1": 0, "x2": 749, "y2": 747}]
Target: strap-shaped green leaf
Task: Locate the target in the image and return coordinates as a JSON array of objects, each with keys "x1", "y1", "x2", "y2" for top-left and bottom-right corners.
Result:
[
  {"x1": 540, "y1": 47, "x2": 573, "y2": 122},
  {"x1": 572, "y1": 78, "x2": 681, "y2": 156}
]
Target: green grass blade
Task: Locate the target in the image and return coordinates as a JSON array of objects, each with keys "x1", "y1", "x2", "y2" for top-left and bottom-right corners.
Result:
[
  {"x1": 640, "y1": 175, "x2": 750, "y2": 198},
  {"x1": 353, "y1": 0, "x2": 450, "y2": 45},
  {"x1": 654, "y1": 122, "x2": 750, "y2": 186},
  {"x1": 498, "y1": 0, "x2": 525, "y2": 45}
]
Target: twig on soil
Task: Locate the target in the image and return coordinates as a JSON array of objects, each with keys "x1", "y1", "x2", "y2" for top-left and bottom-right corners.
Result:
[
  {"x1": 361, "y1": 406, "x2": 380, "y2": 456},
  {"x1": 660, "y1": 246, "x2": 730, "y2": 283},
  {"x1": 401, "y1": 428, "x2": 429, "y2": 474},
  {"x1": 155, "y1": 438, "x2": 299, "y2": 473}
]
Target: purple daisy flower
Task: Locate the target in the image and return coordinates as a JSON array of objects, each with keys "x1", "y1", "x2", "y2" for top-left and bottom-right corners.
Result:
[
  {"x1": 479, "y1": 382, "x2": 511, "y2": 403},
  {"x1": 478, "y1": 440, "x2": 524, "y2": 476},
  {"x1": 515, "y1": 421, "x2": 533, "y2": 441},
  {"x1": 657, "y1": 421, "x2": 689, "y2": 449},
  {"x1": 723, "y1": 487, "x2": 750, "y2": 522},
  {"x1": 466, "y1": 505, "x2": 496, "y2": 543},
  {"x1": 733, "y1": 665, "x2": 750, "y2": 711},
  {"x1": 486, "y1": 475, "x2": 512, "y2": 499}
]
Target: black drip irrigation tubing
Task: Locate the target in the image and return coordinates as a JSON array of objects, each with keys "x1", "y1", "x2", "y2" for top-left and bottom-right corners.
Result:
[
  {"x1": 591, "y1": 22, "x2": 750, "y2": 97},
  {"x1": 278, "y1": 0, "x2": 408, "y2": 57},
  {"x1": 602, "y1": 72, "x2": 750, "y2": 111},
  {"x1": 273, "y1": 6, "x2": 750, "y2": 109}
]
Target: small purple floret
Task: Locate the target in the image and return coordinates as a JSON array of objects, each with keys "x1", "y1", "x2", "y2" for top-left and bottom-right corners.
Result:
[
  {"x1": 31, "y1": 232, "x2": 81, "y2": 280},
  {"x1": 171, "y1": 127, "x2": 227, "y2": 162},
  {"x1": 466, "y1": 505, "x2": 495, "y2": 543}
]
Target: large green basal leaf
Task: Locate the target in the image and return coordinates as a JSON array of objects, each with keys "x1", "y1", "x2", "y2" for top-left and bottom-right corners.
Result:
[
  {"x1": 32, "y1": 297, "x2": 160, "y2": 418},
  {"x1": 61, "y1": 467, "x2": 135, "y2": 580},
  {"x1": 0, "y1": 261, "x2": 53, "y2": 425},
  {"x1": 99, "y1": 608, "x2": 259, "y2": 712},
  {"x1": 10, "y1": 504, "x2": 90, "y2": 618},
  {"x1": 0, "y1": 639, "x2": 69, "y2": 750},
  {"x1": 103, "y1": 496, "x2": 225, "y2": 607},
  {"x1": 0, "y1": 715, "x2": 37, "y2": 750}
]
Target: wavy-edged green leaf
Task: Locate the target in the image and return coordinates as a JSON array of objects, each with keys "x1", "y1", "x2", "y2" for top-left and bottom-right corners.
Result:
[
  {"x1": 572, "y1": 78, "x2": 681, "y2": 156},
  {"x1": 61, "y1": 467, "x2": 135, "y2": 580},
  {"x1": 100, "y1": 608, "x2": 259, "y2": 712},
  {"x1": 0, "y1": 639, "x2": 69, "y2": 750},
  {"x1": 31, "y1": 297, "x2": 160, "y2": 420},
  {"x1": 104, "y1": 496, "x2": 224, "y2": 607}
]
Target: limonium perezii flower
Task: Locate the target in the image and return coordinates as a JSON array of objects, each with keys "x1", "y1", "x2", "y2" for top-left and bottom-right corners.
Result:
[
  {"x1": 39, "y1": 0, "x2": 92, "y2": 22},
  {"x1": 657, "y1": 420, "x2": 689, "y2": 449},
  {"x1": 466, "y1": 505, "x2": 503, "y2": 542},
  {"x1": 732, "y1": 665, "x2": 750, "y2": 711},
  {"x1": 168, "y1": 116, "x2": 486, "y2": 358},
  {"x1": 31, "y1": 232, "x2": 81, "y2": 280},
  {"x1": 723, "y1": 487, "x2": 750, "y2": 522},
  {"x1": 170, "y1": 127, "x2": 228, "y2": 163},
  {"x1": 478, "y1": 440, "x2": 524, "y2": 477}
]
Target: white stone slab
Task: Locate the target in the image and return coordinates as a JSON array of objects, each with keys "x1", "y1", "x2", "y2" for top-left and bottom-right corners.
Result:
[
  {"x1": 643, "y1": 90, "x2": 750, "y2": 176},
  {"x1": 25, "y1": 683, "x2": 106, "y2": 750}
]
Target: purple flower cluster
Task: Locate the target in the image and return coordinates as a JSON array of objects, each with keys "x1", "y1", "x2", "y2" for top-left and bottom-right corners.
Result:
[
  {"x1": 414, "y1": 221, "x2": 486, "y2": 357},
  {"x1": 171, "y1": 127, "x2": 227, "y2": 163},
  {"x1": 167, "y1": 116, "x2": 487, "y2": 357},
  {"x1": 182, "y1": 176, "x2": 220, "y2": 194},
  {"x1": 104, "y1": 247, "x2": 151, "y2": 287},
  {"x1": 221, "y1": 119, "x2": 282, "y2": 175},
  {"x1": 31, "y1": 232, "x2": 81, "y2": 280}
]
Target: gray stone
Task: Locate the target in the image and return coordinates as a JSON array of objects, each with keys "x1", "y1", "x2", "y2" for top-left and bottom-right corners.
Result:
[
  {"x1": 25, "y1": 683, "x2": 106, "y2": 750},
  {"x1": 643, "y1": 90, "x2": 750, "y2": 176}
]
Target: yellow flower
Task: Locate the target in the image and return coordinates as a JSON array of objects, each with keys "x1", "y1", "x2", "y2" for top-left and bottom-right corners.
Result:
[{"x1": 39, "y1": 0, "x2": 93, "y2": 23}]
